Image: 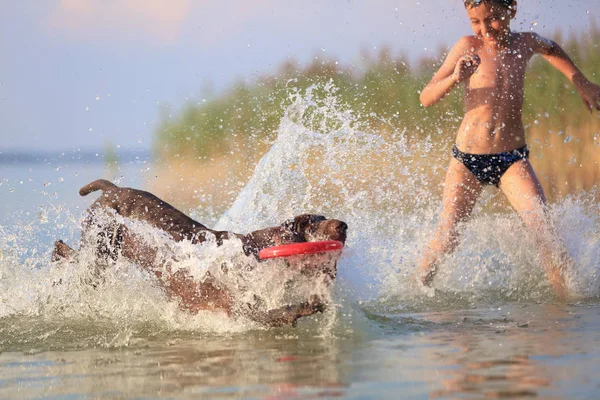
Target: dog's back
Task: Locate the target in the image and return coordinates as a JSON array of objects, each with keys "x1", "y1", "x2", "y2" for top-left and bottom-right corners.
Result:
[{"x1": 80, "y1": 179, "x2": 213, "y2": 242}]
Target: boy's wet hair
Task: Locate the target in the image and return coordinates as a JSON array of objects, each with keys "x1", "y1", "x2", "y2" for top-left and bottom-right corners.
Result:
[{"x1": 464, "y1": 0, "x2": 514, "y2": 8}]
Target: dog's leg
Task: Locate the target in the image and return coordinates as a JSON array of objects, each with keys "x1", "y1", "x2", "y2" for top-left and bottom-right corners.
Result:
[
  {"x1": 51, "y1": 240, "x2": 78, "y2": 287},
  {"x1": 241, "y1": 295, "x2": 327, "y2": 327},
  {"x1": 160, "y1": 270, "x2": 233, "y2": 314},
  {"x1": 51, "y1": 240, "x2": 76, "y2": 262}
]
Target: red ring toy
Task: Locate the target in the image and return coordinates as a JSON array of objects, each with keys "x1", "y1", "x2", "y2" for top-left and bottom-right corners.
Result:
[{"x1": 258, "y1": 240, "x2": 344, "y2": 259}]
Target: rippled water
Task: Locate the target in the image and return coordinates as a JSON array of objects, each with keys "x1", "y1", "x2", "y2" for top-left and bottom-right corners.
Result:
[
  {"x1": 1, "y1": 85, "x2": 599, "y2": 398},
  {"x1": 1, "y1": 303, "x2": 599, "y2": 399}
]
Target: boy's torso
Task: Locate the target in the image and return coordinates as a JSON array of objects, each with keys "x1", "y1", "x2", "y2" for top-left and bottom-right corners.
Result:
[{"x1": 456, "y1": 32, "x2": 537, "y2": 154}]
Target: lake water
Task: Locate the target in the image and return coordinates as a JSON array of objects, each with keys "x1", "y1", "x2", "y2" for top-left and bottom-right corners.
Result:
[
  {"x1": 1, "y1": 303, "x2": 599, "y2": 399},
  {"x1": 1, "y1": 88, "x2": 600, "y2": 399}
]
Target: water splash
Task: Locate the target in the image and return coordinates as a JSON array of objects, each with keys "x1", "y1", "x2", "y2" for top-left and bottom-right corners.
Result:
[
  {"x1": 1, "y1": 82, "x2": 599, "y2": 349},
  {"x1": 216, "y1": 81, "x2": 600, "y2": 308}
]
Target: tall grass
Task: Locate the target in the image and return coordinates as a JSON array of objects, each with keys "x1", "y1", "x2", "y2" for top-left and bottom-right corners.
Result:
[{"x1": 155, "y1": 28, "x2": 600, "y2": 204}]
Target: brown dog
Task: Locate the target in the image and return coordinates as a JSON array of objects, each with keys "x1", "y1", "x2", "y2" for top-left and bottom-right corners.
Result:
[{"x1": 52, "y1": 179, "x2": 347, "y2": 327}]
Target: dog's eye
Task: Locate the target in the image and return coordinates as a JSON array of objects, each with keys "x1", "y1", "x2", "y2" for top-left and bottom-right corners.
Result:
[
  {"x1": 283, "y1": 219, "x2": 295, "y2": 230},
  {"x1": 292, "y1": 216, "x2": 311, "y2": 233}
]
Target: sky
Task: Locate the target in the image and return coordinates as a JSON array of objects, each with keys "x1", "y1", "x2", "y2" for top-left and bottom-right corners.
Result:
[{"x1": 0, "y1": 0, "x2": 597, "y2": 152}]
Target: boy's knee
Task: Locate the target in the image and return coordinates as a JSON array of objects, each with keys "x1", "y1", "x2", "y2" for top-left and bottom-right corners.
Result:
[
  {"x1": 432, "y1": 229, "x2": 460, "y2": 254},
  {"x1": 443, "y1": 234, "x2": 460, "y2": 253},
  {"x1": 520, "y1": 208, "x2": 551, "y2": 231}
]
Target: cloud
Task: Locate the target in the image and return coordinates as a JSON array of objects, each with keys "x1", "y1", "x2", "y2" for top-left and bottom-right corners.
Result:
[
  {"x1": 181, "y1": 0, "x2": 280, "y2": 46},
  {"x1": 42, "y1": 0, "x2": 331, "y2": 48},
  {"x1": 45, "y1": 0, "x2": 191, "y2": 45}
]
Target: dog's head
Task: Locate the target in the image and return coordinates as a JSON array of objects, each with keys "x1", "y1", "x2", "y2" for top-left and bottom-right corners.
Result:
[
  {"x1": 280, "y1": 214, "x2": 347, "y2": 281},
  {"x1": 242, "y1": 214, "x2": 348, "y2": 256},
  {"x1": 241, "y1": 214, "x2": 347, "y2": 281},
  {"x1": 282, "y1": 214, "x2": 348, "y2": 245}
]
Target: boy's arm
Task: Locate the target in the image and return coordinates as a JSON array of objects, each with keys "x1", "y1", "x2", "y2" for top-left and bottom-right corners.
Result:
[
  {"x1": 419, "y1": 37, "x2": 478, "y2": 107},
  {"x1": 532, "y1": 33, "x2": 600, "y2": 112}
]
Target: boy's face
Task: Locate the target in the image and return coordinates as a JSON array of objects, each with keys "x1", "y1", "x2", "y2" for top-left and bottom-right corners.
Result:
[{"x1": 466, "y1": 1, "x2": 516, "y2": 47}]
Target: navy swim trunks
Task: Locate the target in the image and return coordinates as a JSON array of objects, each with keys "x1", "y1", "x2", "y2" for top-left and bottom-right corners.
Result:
[{"x1": 451, "y1": 145, "x2": 529, "y2": 186}]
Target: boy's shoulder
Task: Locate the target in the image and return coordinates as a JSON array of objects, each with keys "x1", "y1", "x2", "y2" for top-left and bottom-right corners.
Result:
[
  {"x1": 513, "y1": 31, "x2": 555, "y2": 53},
  {"x1": 514, "y1": 31, "x2": 542, "y2": 42},
  {"x1": 454, "y1": 35, "x2": 480, "y2": 46},
  {"x1": 451, "y1": 35, "x2": 482, "y2": 52},
  {"x1": 452, "y1": 32, "x2": 553, "y2": 53},
  {"x1": 455, "y1": 33, "x2": 541, "y2": 45}
]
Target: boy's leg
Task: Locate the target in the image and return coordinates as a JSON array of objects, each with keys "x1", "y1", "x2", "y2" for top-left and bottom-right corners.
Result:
[
  {"x1": 499, "y1": 159, "x2": 568, "y2": 300},
  {"x1": 419, "y1": 158, "x2": 483, "y2": 286}
]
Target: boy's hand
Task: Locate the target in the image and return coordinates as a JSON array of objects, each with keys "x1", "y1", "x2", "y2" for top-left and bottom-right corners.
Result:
[
  {"x1": 453, "y1": 54, "x2": 480, "y2": 83},
  {"x1": 573, "y1": 73, "x2": 600, "y2": 112}
]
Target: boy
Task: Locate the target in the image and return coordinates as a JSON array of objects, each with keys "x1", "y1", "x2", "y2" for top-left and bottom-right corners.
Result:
[{"x1": 418, "y1": 0, "x2": 600, "y2": 299}]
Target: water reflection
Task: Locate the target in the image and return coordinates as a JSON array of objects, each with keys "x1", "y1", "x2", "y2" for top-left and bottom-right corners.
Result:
[
  {"x1": 421, "y1": 304, "x2": 575, "y2": 399},
  {"x1": 1, "y1": 303, "x2": 599, "y2": 398},
  {"x1": 0, "y1": 331, "x2": 353, "y2": 399}
]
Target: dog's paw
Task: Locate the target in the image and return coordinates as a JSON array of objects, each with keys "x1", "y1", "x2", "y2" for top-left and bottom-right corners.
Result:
[{"x1": 307, "y1": 294, "x2": 327, "y2": 314}]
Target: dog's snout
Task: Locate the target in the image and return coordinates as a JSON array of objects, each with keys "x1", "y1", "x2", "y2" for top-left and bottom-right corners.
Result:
[
  {"x1": 326, "y1": 220, "x2": 347, "y2": 243},
  {"x1": 301, "y1": 218, "x2": 348, "y2": 244}
]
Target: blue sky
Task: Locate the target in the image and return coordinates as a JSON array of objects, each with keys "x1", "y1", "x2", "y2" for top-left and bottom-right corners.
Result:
[{"x1": 0, "y1": 1, "x2": 597, "y2": 152}]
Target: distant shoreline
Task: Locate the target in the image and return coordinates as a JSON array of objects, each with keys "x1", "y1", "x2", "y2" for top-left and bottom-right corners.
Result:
[{"x1": 0, "y1": 149, "x2": 153, "y2": 165}]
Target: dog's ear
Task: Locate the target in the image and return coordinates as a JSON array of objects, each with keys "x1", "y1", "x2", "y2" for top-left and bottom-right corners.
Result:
[{"x1": 290, "y1": 214, "x2": 326, "y2": 235}]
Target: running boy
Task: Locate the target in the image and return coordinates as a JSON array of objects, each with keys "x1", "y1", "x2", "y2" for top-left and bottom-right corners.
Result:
[{"x1": 418, "y1": 0, "x2": 600, "y2": 299}]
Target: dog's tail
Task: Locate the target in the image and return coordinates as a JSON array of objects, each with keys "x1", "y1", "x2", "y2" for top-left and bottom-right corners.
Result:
[{"x1": 79, "y1": 179, "x2": 118, "y2": 196}]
